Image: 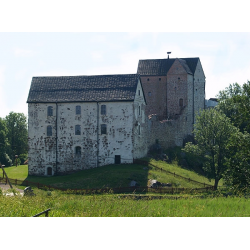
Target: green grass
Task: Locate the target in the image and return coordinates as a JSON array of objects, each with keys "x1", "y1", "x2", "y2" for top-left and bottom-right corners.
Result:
[
  {"x1": 4, "y1": 160, "x2": 216, "y2": 189},
  {"x1": 146, "y1": 158, "x2": 221, "y2": 187},
  {"x1": 0, "y1": 189, "x2": 249, "y2": 216},
  {"x1": 1, "y1": 161, "x2": 215, "y2": 190}
]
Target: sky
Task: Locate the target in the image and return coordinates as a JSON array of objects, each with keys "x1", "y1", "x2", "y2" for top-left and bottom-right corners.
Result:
[{"x1": 1, "y1": 32, "x2": 250, "y2": 118}]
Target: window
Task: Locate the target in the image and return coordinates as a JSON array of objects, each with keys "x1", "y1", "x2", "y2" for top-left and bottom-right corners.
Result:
[
  {"x1": 101, "y1": 124, "x2": 107, "y2": 134},
  {"x1": 138, "y1": 90, "x2": 140, "y2": 96},
  {"x1": 179, "y1": 98, "x2": 183, "y2": 107},
  {"x1": 138, "y1": 125, "x2": 141, "y2": 135},
  {"x1": 75, "y1": 146, "x2": 81, "y2": 156},
  {"x1": 138, "y1": 106, "x2": 141, "y2": 116},
  {"x1": 47, "y1": 126, "x2": 52, "y2": 136},
  {"x1": 75, "y1": 125, "x2": 81, "y2": 135},
  {"x1": 159, "y1": 78, "x2": 161, "y2": 81},
  {"x1": 101, "y1": 105, "x2": 106, "y2": 115},
  {"x1": 148, "y1": 92, "x2": 152, "y2": 97},
  {"x1": 47, "y1": 106, "x2": 53, "y2": 116},
  {"x1": 76, "y1": 105, "x2": 81, "y2": 115},
  {"x1": 147, "y1": 78, "x2": 149, "y2": 81}
]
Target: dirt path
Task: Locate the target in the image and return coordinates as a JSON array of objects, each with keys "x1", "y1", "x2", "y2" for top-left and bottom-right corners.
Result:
[{"x1": 0, "y1": 182, "x2": 24, "y2": 194}]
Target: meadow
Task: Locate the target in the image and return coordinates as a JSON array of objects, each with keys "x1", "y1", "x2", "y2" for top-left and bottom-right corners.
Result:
[
  {"x1": 1, "y1": 160, "x2": 236, "y2": 217},
  {"x1": 0, "y1": 188, "x2": 249, "y2": 217}
]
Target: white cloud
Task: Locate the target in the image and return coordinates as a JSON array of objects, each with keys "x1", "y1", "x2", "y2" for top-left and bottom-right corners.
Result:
[{"x1": 14, "y1": 48, "x2": 35, "y2": 57}]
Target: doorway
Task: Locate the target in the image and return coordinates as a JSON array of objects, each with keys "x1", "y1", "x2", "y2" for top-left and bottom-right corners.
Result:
[
  {"x1": 115, "y1": 155, "x2": 121, "y2": 164},
  {"x1": 47, "y1": 167, "x2": 52, "y2": 176}
]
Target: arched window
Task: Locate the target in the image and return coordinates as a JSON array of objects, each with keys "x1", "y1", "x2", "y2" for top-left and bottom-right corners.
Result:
[
  {"x1": 47, "y1": 167, "x2": 52, "y2": 176},
  {"x1": 76, "y1": 105, "x2": 81, "y2": 115},
  {"x1": 75, "y1": 125, "x2": 81, "y2": 135},
  {"x1": 47, "y1": 106, "x2": 53, "y2": 116},
  {"x1": 75, "y1": 146, "x2": 81, "y2": 156},
  {"x1": 101, "y1": 105, "x2": 106, "y2": 115},
  {"x1": 179, "y1": 98, "x2": 183, "y2": 107},
  {"x1": 101, "y1": 124, "x2": 107, "y2": 134},
  {"x1": 47, "y1": 126, "x2": 52, "y2": 136}
]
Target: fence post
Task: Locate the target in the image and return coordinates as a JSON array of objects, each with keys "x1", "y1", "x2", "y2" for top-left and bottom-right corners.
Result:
[{"x1": 15, "y1": 179, "x2": 17, "y2": 185}]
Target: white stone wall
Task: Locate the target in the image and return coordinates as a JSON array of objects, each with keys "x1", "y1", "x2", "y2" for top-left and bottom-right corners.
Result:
[
  {"x1": 28, "y1": 81, "x2": 148, "y2": 175},
  {"x1": 133, "y1": 79, "x2": 148, "y2": 159}
]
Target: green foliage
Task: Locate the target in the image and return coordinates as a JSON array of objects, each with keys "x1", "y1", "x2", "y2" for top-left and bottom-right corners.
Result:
[
  {"x1": 217, "y1": 81, "x2": 250, "y2": 133},
  {"x1": 183, "y1": 108, "x2": 237, "y2": 189},
  {"x1": 5, "y1": 112, "x2": 28, "y2": 161},
  {"x1": 223, "y1": 131, "x2": 250, "y2": 193}
]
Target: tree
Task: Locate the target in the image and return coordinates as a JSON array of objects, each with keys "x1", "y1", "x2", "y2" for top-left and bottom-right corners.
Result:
[
  {"x1": 0, "y1": 118, "x2": 12, "y2": 166},
  {"x1": 217, "y1": 80, "x2": 250, "y2": 133},
  {"x1": 223, "y1": 131, "x2": 250, "y2": 192},
  {"x1": 183, "y1": 108, "x2": 237, "y2": 190},
  {"x1": 5, "y1": 112, "x2": 28, "y2": 162}
]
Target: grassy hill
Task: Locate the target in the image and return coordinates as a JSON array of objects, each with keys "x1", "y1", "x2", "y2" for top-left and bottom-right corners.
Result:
[{"x1": 1, "y1": 159, "x2": 218, "y2": 190}]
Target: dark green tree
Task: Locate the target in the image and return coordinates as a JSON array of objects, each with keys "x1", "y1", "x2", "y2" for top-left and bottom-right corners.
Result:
[
  {"x1": 0, "y1": 118, "x2": 12, "y2": 166},
  {"x1": 223, "y1": 131, "x2": 250, "y2": 192},
  {"x1": 217, "y1": 80, "x2": 250, "y2": 133},
  {"x1": 5, "y1": 112, "x2": 28, "y2": 162},
  {"x1": 183, "y1": 108, "x2": 237, "y2": 190}
]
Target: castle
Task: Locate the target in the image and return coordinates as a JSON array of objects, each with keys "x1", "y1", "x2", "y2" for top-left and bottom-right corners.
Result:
[{"x1": 27, "y1": 56, "x2": 205, "y2": 176}]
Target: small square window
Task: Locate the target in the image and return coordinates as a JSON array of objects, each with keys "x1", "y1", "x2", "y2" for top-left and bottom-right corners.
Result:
[
  {"x1": 159, "y1": 78, "x2": 161, "y2": 81},
  {"x1": 147, "y1": 78, "x2": 149, "y2": 81},
  {"x1": 148, "y1": 92, "x2": 152, "y2": 97}
]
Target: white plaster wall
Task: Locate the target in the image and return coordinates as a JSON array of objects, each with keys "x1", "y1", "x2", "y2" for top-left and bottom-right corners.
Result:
[
  {"x1": 133, "y1": 79, "x2": 148, "y2": 159},
  {"x1": 97, "y1": 101, "x2": 134, "y2": 165}
]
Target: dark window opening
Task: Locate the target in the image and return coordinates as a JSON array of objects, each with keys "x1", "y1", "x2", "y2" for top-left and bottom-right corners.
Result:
[
  {"x1": 179, "y1": 98, "x2": 183, "y2": 107},
  {"x1": 138, "y1": 106, "x2": 141, "y2": 116},
  {"x1": 75, "y1": 125, "x2": 81, "y2": 135},
  {"x1": 115, "y1": 155, "x2": 121, "y2": 164},
  {"x1": 138, "y1": 90, "x2": 140, "y2": 96},
  {"x1": 148, "y1": 92, "x2": 152, "y2": 97},
  {"x1": 47, "y1": 167, "x2": 52, "y2": 176},
  {"x1": 48, "y1": 106, "x2": 53, "y2": 116},
  {"x1": 101, "y1": 105, "x2": 106, "y2": 115},
  {"x1": 147, "y1": 78, "x2": 149, "y2": 81},
  {"x1": 138, "y1": 125, "x2": 141, "y2": 135},
  {"x1": 47, "y1": 126, "x2": 52, "y2": 136},
  {"x1": 101, "y1": 124, "x2": 107, "y2": 134},
  {"x1": 76, "y1": 105, "x2": 81, "y2": 115},
  {"x1": 159, "y1": 78, "x2": 161, "y2": 81},
  {"x1": 178, "y1": 77, "x2": 180, "y2": 80},
  {"x1": 75, "y1": 146, "x2": 81, "y2": 156}
]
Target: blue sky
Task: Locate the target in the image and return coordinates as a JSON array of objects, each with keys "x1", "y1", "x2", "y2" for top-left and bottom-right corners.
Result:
[{"x1": 1, "y1": 32, "x2": 250, "y2": 118}]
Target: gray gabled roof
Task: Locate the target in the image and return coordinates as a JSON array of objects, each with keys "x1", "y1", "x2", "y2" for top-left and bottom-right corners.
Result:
[
  {"x1": 137, "y1": 57, "x2": 200, "y2": 76},
  {"x1": 27, "y1": 74, "x2": 140, "y2": 103}
]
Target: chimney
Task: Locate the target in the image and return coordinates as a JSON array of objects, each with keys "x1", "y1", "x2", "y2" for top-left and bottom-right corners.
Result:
[{"x1": 167, "y1": 52, "x2": 171, "y2": 59}]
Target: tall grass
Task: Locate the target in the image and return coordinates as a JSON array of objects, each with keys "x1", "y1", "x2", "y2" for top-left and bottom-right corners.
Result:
[{"x1": 0, "y1": 189, "x2": 249, "y2": 217}]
